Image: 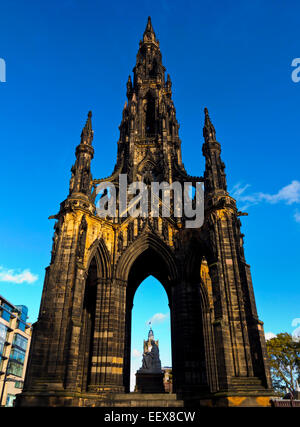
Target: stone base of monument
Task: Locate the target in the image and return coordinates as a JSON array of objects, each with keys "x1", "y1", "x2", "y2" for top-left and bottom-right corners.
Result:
[
  {"x1": 16, "y1": 388, "x2": 275, "y2": 407},
  {"x1": 135, "y1": 372, "x2": 165, "y2": 393}
]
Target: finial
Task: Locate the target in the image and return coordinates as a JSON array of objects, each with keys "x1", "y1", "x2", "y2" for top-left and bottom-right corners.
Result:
[
  {"x1": 81, "y1": 110, "x2": 94, "y2": 144},
  {"x1": 87, "y1": 110, "x2": 92, "y2": 128},
  {"x1": 203, "y1": 107, "x2": 216, "y2": 142},
  {"x1": 143, "y1": 16, "x2": 156, "y2": 42},
  {"x1": 126, "y1": 75, "x2": 133, "y2": 98},
  {"x1": 146, "y1": 16, "x2": 153, "y2": 32},
  {"x1": 148, "y1": 323, "x2": 154, "y2": 339},
  {"x1": 166, "y1": 74, "x2": 172, "y2": 89}
]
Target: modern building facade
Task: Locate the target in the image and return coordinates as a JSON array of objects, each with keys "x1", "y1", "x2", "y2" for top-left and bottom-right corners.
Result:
[
  {"x1": 0, "y1": 295, "x2": 32, "y2": 406},
  {"x1": 18, "y1": 17, "x2": 274, "y2": 407}
]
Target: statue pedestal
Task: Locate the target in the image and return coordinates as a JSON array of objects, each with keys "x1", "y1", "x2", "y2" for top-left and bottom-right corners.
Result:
[{"x1": 135, "y1": 372, "x2": 165, "y2": 393}]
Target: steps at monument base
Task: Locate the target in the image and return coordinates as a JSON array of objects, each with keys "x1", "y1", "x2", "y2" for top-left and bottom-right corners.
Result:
[
  {"x1": 109, "y1": 393, "x2": 184, "y2": 407},
  {"x1": 229, "y1": 377, "x2": 265, "y2": 391}
]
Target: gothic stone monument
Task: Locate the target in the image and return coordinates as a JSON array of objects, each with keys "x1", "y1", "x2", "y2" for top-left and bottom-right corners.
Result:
[
  {"x1": 17, "y1": 17, "x2": 274, "y2": 407},
  {"x1": 135, "y1": 328, "x2": 165, "y2": 393}
]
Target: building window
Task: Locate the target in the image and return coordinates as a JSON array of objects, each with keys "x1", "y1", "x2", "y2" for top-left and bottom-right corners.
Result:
[
  {"x1": 16, "y1": 319, "x2": 26, "y2": 332},
  {"x1": 10, "y1": 347, "x2": 25, "y2": 364},
  {"x1": 12, "y1": 333, "x2": 28, "y2": 351},
  {"x1": 0, "y1": 324, "x2": 8, "y2": 356},
  {"x1": 8, "y1": 334, "x2": 27, "y2": 377},
  {"x1": 5, "y1": 393, "x2": 16, "y2": 407},
  {"x1": 16, "y1": 305, "x2": 28, "y2": 323},
  {"x1": 1, "y1": 304, "x2": 11, "y2": 322},
  {"x1": 7, "y1": 360, "x2": 24, "y2": 377},
  {"x1": 15, "y1": 380, "x2": 24, "y2": 389}
]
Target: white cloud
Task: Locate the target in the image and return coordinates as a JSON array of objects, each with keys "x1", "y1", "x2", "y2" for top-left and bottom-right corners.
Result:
[
  {"x1": 291, "y1": 318, "x2": 300, "y2": 327},
  {"x1": 132, "y1": 349, "x2": 141, "y2": 358},
  {"x1": 231, "y1": 180, "x2": 300, "y2": 213},
  {"x1": 0, "y1": 266, "x2": 38, "y2": 284},
  {"x1": 260, "y1": 180, "x2": 300, "y2": 204},
  {"x1": 231, "y1": 183, "x2": 251, "y2": 198},
  {"x1": 265, "y1": 332, "x2": 277, "y2": 341},
  {"x1": 147, "y1": 312, "x2": 169, "y2": 325},
  {"x1": 292, "y1": 318, "x2": 300, "y2": 342},
  {"x1": 292, "y1": 328, "x2": 300, "y2": 342},
  {"x1": 294, "y1": 211, "x2": 300, "y2": 223}
]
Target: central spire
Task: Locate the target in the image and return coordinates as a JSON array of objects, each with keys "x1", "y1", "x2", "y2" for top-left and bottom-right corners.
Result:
[
  {"x1": 111, "y1": 17, "x2": 183, "y2": 184},
  {"x1": 133, "y1": 16, "x2": 164, "y2": 86},
  {"x1": 143, "y1": 16, "x2": 157, "y2": 44}
]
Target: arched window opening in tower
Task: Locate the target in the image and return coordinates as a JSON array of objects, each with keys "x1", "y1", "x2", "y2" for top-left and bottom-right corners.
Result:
[{"x1": 145, "y1": 92, "x2": 156, "y2": 136}]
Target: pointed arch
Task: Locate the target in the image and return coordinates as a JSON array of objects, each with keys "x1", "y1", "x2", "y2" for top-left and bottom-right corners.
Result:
[
  {"x1": 76, "y1": 238, "x2": 112, "y2": 391},
  {"x1": 184, "y1": 233, "x2": 216, "y2": 286},
  {"x1": 136, "y1": 147, "x2": 157, "y2": 174},
  {"x1": 119, "y1": 232, "x2": 178, "y2": 392},
  {"x1": 116, "y1": 232, "x2": 179, "y2": 292},
  {"x1": 86, "y1": 237, "x2": 111, "y2": 279}
]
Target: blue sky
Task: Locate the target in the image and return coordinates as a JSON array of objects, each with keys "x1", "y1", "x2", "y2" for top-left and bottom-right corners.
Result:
[{"x1": 0, "y1": 0, "x2": 300, "y2": 383}]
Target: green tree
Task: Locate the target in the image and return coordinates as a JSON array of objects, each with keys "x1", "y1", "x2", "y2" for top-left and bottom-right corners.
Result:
[{"x1": 266, "y1": 333, "x2": 300, "y2": 396}]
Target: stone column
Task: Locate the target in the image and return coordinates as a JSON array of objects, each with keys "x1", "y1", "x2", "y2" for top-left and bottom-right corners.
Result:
[{"x1": 88, "y1": 278, "x2": 126, "y2": 392}]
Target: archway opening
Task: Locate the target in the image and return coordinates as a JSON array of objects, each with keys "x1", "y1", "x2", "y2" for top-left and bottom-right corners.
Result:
[
  {"x1": 122, "y1": 243, "x2": 176, "y2": 393},
  {"x1": 130, "y1": 276, "x2": 171, "y2": 391}
]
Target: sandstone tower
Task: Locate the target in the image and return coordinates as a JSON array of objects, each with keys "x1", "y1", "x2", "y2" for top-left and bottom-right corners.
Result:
[{"x1": 18, "y1": 17, "x2": 273, "y2": 407}]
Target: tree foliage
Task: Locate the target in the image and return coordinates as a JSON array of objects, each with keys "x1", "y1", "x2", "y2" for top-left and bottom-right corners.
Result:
[{"x1": 266, "y1": 333, "x2": 300, "y2": 396}]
